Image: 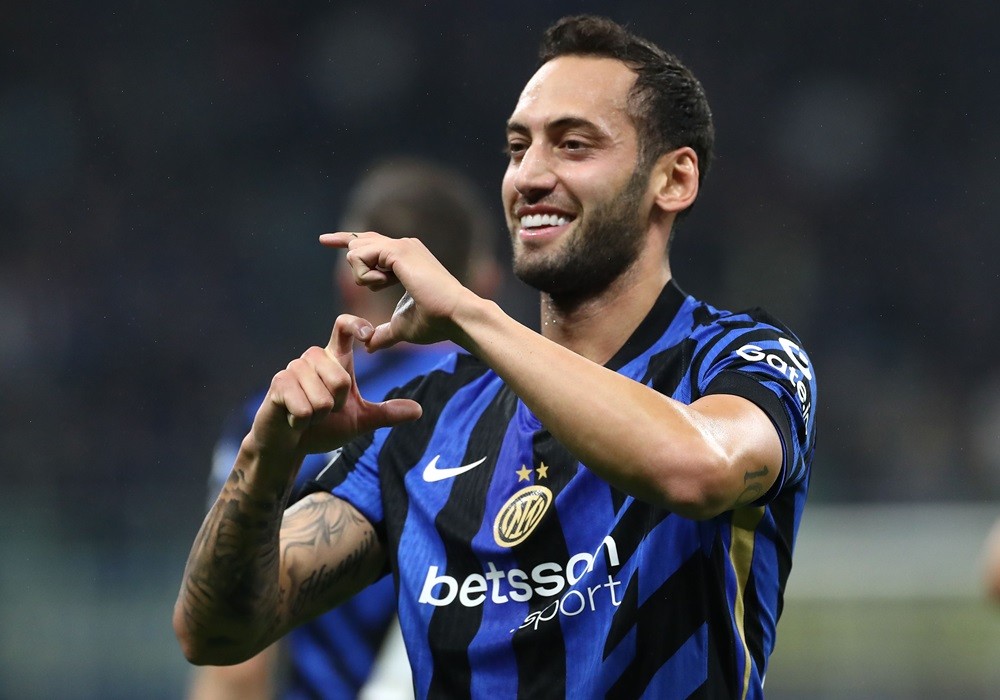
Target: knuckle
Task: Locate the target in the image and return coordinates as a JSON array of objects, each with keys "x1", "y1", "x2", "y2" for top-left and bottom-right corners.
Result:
[
  {"x1": 328, "y1": 365, "x2": 351, "y2": 389},
  {"x1": 302, "y1": 346, "x2": 321, "y2": 361}
]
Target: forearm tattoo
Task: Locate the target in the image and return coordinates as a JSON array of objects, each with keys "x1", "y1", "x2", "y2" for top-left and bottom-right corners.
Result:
[
  {"x1": 177, "y1": 465, "x2": 382, "y2": 658},
  {"x1": 177, "y1": 465, "x2": 290, "y2": 652}
]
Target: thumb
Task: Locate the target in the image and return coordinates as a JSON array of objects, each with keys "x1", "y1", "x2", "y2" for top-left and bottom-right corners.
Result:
[
  {"x1": 355, "y1": 398, "x2": 422, "y2": 434},
  {"x1": 366, "y1": 321, "x2": 401, "y2": 352},
  {"x1": 366, "y1": 292, "x2": 413, "y2": 351}
]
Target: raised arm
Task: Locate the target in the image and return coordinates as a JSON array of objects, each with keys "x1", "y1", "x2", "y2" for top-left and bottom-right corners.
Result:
[
  {"x1": 454, "y1": 310, "x2": 785, "y2": 518},
  {"x1": 173, "y1": 315, "x2": 421, "y2": 665},
  {"x1": 323, "y1": 231, "x2": 789, "y2": 520}
]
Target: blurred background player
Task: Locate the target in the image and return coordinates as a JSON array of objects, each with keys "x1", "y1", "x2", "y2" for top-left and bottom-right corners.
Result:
[{"x1": 186, "y1": 156, "x2": 501, "y2": 700}]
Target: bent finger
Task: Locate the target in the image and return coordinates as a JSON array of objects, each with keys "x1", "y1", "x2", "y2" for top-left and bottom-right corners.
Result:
[
  {"x1": 355, "y1": 268, "x2": 394, "y2": 288},
  {"x1": 345, "y1": 246, "x2": 397, "y2": 288},
  {"x1": 298, "y1": 348, "x2": 351, "y2": 413},
  {"x1": 327, "y1": 314, "x2": 374, "y2": 363},
  {"x1": 270, "y1": 373, "x2": 315, "y2": 430}
]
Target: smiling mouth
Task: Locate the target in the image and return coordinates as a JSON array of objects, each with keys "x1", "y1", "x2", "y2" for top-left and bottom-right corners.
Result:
[{"x1": 519, "y1": 213, "x2": 573, "y2": 230}]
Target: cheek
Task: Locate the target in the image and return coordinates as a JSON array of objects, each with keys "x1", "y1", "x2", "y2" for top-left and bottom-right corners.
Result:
[
  {"x1": 501, "y1": 165, "x2": 516, "y2": 197},
  {"x1": 500, "y1": 168, "x2": 518, "y2": 214}
]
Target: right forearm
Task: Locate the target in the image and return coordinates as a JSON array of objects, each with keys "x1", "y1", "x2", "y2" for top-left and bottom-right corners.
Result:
[
  {"x1": 175, "y1": 314, "x2": 418, "y2": 664},
  {"x1": 174, "y1": 439, "x2": 302, "y2": 665}
]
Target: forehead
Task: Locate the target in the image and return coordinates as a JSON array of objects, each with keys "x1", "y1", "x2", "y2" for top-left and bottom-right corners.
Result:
[{"x1": 509, "y1": 55, "x2": 637, "y2": 131}]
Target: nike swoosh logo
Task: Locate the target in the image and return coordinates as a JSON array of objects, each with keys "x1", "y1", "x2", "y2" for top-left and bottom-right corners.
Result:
[{"x1": 422, "y1": 455, "x2": 488, "y2": 482}]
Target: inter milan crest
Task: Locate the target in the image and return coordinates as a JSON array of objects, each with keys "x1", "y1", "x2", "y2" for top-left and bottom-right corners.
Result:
[{"x1": 493, "y1": 464, "x2": 554, "y2": 547}]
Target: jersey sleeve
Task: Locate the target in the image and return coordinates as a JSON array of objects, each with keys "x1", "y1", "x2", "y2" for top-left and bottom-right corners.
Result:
[
  {"x1": 299, "y1": 372, "x2": 434, "y2": 537},
  {"x1": 295, "y1": 352, "x2": 461, "y2": 535},
  {"x1": 698, "y1": 312, "x2": 817, "y2": 503},
  {"x1": 305, "y1": 429, "x2": 389, "y2": 533}
]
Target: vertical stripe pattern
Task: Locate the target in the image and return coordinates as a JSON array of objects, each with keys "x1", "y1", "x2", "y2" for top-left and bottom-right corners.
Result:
[{"x1": 317, "y1": 281, "x2": 817, "y2": 699}]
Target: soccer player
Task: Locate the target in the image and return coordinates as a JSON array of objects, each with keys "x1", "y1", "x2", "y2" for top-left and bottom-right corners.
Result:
[
  {"x1": 184, "y1": 157, "x2": 499, "y2": 700},
  {"x1": 175, "y1": 15, "x2": 818, "y2": 699}
]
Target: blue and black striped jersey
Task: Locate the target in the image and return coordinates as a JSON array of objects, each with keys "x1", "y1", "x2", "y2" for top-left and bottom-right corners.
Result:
[
  {"x1": 210, "y1": 344, "x2": 459, "y2": 699},
  {"x1": 315, "y1": 281, "x2": 817, "y2": 699}
]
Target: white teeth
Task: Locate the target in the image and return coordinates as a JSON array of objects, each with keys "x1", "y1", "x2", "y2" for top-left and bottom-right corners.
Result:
[{"x1": 520, "y1": 213, "x2": 569, "y2": 229}]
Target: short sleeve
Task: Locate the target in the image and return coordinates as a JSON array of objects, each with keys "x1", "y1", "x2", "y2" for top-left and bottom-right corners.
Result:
[
  {"x1": 700, "y1": 317, "x2": 817, "y2": 503},
  {"x1": 302, "y1": 428, "x2": 390, "y2": 533}
]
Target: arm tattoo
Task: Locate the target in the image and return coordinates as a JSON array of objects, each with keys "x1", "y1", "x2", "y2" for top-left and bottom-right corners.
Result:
[
  {"x1": 735, "y1": 466, "x2": 770, "y2": 507},
  {"x1": 282, "y1": 496, "x2": 383, "y2": 619},
  {"x1": 177, "y1": 461, "x2": 383, "y2": 661},
  {"x1": 177, "y1": 465, "x2": 291, "y2": 655}
]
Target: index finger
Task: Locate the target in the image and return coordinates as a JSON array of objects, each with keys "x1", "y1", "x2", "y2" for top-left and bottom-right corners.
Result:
[
  {"x1": 319, "y1": 232, "x2": 360, "y2": 249},
  {"x1": 327, "y1": 314, "x2": 374, "y2": 361}
]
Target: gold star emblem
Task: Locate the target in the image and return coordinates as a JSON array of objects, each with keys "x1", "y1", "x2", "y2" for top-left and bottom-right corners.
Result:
[
  {"x1": 536, "y1": 462, "x2": 549, "y2": 479},
  {"x1": 516, "y1": 464, "x2": 533, "y2": 481}
]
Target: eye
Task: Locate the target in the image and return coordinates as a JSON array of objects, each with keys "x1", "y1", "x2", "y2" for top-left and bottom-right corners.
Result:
[
  {"x1": 504, "y1": 139, "x2": 528, "y2": 160},
  {"x1": 559, "y1": 137, "x2": 591, "y2": 155}
]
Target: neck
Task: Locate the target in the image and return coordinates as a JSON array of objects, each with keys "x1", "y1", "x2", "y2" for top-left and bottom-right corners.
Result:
[{"x1": 538, "y1": 245, "x2": 671, "y2": 364}]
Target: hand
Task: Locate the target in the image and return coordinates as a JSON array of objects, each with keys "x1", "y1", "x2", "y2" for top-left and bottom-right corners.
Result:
[
  {"x1": 249, "y1": 314, "x2": 422, "y2": 458},
  {"x1": 319, "y1": 231, "x2": 478, "y2": 350}
]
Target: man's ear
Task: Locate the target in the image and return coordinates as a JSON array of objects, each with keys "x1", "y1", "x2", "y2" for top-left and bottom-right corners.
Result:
[{"x1": 649, "y1": 147, "x2": 699, "y2": 215}]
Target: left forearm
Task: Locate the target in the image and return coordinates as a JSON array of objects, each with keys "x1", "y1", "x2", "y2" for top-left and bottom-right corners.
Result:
[{"x1": 453, "y1": 299, "x2": 737, "y2": 516}]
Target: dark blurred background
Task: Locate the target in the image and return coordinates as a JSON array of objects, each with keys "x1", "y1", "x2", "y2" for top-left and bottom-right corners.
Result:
[{"x1": 2, "y1": 1, "x2": 998, "y2": 698}]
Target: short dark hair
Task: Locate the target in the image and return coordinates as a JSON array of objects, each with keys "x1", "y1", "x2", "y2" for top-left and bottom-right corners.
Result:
[
  {"x1": 340, "y1": 157, "x2": 494, "y2": 287},
  {"x1": 539, "y1": 15, "x2": 715, "y2": 186}
]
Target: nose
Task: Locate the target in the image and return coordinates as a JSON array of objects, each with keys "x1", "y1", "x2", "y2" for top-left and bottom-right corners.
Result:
[{"x1": 512, "y1": 143, "x2": 557, "y2": 202}]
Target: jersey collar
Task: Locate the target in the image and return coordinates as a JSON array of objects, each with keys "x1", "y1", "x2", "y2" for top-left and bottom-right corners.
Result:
[{"x1": 604, "y1": 279, "x2": 686, "y2": 372}]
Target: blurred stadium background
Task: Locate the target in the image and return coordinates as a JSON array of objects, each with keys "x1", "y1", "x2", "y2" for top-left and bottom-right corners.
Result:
[{"x1": 2, "y1": 1, "x2": 998, "y2": 697}]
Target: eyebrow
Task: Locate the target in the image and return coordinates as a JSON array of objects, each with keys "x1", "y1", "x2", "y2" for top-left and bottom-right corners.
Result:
[{"x1": 505, "y1": 116, "x2": 604, "y2": 137}]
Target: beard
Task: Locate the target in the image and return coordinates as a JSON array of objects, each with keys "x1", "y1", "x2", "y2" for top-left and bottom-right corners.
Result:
[{"x1": 511, "y1": 167, "x2": 649, "y2": 303}]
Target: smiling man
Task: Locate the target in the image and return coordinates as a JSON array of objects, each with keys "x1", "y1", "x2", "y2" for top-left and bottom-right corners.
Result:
[
  {"x1": 505, "y1": 56, "x2": 657, "y2": 303},
  {"x1": 174, "y1": 15, "x2": 817, "y2": 699}
]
